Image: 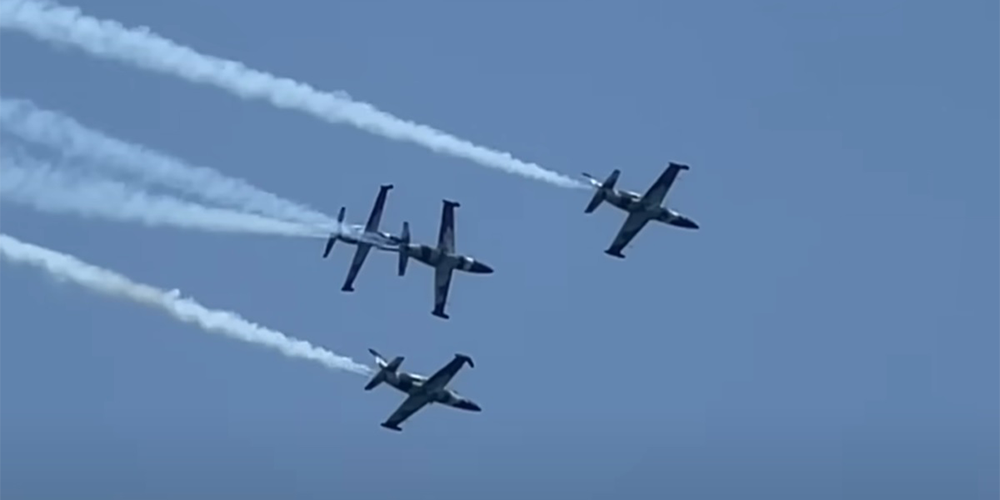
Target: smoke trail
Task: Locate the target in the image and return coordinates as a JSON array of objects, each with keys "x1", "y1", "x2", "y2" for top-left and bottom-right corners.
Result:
[
  {"x1": 0, "y1": 0, "x2": 587, "y2": 189},
  {"x1": 0, "y1": 152, "x2": 327, "y2": 238},
  {"x1": 0, "y1": 232, "x2": 373, "y2": 375},
  {"x1": 0, "y1": 96, "x2": 335, "y2": 227}
]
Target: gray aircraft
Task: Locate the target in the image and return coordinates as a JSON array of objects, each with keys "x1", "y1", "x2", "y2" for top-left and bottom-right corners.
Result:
[
  {"x1": 364, "y1": 348, "x2": 481, "y2": 432},
  {"x1": 394, "y1": 200, "x2": 494, "y2": 319},
  {"x1": 322, "y1": 184, "x2": 404, "y2": 292},
  {"x1": 582, "y1": 162, "x2": 700, "y2": 259}
]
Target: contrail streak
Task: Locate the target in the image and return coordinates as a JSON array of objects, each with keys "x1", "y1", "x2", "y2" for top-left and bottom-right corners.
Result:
[
  {"x1": 0, "y1": 152, "x2": 327, "y2": 238},
  {"x1": 0, "y1": 232, "x2": 373, "y2": 375},
  {"x1": 0, "y1": 96, "x2": 336, "y2": 227},
  {"x1": 0, "y1": 0, "x2": 587, "y2": 189}
]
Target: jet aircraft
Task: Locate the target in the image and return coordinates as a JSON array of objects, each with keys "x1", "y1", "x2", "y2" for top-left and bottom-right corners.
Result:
[
  {"x1": 322, "y1": 184, "x2": 404, "y2": 292},
  {"x1": 364, "y1": 348, "x2": 481, "y2": 432},
  {"x1": 582, "y1": 162, "x2": 700, "y2": 258},
  {"x1": 394, "y1": 200, "x2": 493, "y2": 319}
]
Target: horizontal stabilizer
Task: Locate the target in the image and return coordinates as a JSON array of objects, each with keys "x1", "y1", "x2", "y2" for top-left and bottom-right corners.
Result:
[
  {"x1": 365, "y1": 350, "x2": 403, "y2": 391},
  {"x1": 584, "y1": 189, "x2": 605, "y2": 214},
  {"x1": 384, "y1": 356, "x2": 403, "y2": 372},
  {"x1": 398, "y1": 221, "x2": 411, "y2": 277},
  {"x1": 322, "y1": 235, "x2": 336, "y2": 258},
  {"x1": 323, "y1": 207, "x2": 348, "y2": 258},
  {"x1": 584, "y1": 169, "x2": 620, "y2": 214}
]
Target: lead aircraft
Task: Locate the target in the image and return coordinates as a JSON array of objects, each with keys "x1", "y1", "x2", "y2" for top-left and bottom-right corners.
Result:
[
  {"x1": 394, "y1": 200, "x2": 494, "y2": 319},
  {"x1": 365, "y1": 348, "x2": 481, "y2": 431},
  {"x1": 321, "y1": 184, "x2": 404, "y2": 292},
  {"x1": 582, "y1": 162, "x2": 700, "y2": 258}
]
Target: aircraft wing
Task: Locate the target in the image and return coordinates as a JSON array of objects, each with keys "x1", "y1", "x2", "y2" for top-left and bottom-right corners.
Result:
[
  {"x1": 432, "y1": 265, "x2": 454, "y2": 319},
  {"x1": 605, "y1": 212, "x2": 652, "y2": 258},
  {"x1": 340, "y1": 242, "x2": 372, "y2": 292},
  {"x1": 381, "y1": 392, "x2": 432, "y2": 431},
  {"x1": 437, "y1": 200, "x2": 459, "y2": 253},
  {"x1": 364, "y1": 184, "x2": 393, "y2": 232},
  {"x1": 422, "y1": 354, "x2": 474, "y2": 394},
  {"x1": 639, "y1": 163, "x2": 688, "y2": 207}
]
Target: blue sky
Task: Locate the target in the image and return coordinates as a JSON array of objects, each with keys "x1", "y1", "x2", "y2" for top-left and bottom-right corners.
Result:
[{"x1": 1, "y1": 0, "x2": 996, "y2": 498}]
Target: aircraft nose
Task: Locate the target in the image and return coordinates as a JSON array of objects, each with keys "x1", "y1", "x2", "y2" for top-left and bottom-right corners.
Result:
[
  {"x1": 673, "y1": 216, "x2": 700, "y2": 230},
  {"x1": 470, "y1": 261, "x2": 494, "y2": 274},
  {"x1": 456, "y1": 400, "x2": 482, "y2": 412}
]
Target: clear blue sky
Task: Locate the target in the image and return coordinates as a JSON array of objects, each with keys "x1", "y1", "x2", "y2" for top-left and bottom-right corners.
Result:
[{"x1": 1, "y1": 0, "x2": 996, "y2": 498}]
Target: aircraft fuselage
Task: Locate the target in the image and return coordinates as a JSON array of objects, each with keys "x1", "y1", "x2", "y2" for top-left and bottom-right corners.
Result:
[
  {"x1": 603, "y1": 189, "x2": 699, "y2": 229},
  {"x1": 403, "y1": 244, "x2": 494, "y2": 274},
  {"x1": 335, "y1": 228, "x2": 402, "y2": 250},
  {"x1": 380, "y1": 370, "x2": 480, "y2": 411}
]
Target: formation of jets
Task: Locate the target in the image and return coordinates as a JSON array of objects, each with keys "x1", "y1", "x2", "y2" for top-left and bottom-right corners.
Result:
[{"x1": 324, "y1": 163, "x2": 699, "y2": 430}]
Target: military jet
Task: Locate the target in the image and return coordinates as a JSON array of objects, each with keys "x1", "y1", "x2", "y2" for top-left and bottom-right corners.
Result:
[
  {"x1": 394, "y1": 200, "x2": 493, "y2": 319},
  {"x1": 364, "y1": 348, "x2": 481, "y2": 432},
  {"x1": 321, "y1": 184, "x2": 404, "y2": 292},
  {"x1": 582, "y1": 162, "x2": 700, "y2": 259}
]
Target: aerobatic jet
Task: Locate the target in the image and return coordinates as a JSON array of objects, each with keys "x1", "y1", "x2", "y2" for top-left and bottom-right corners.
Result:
[
  {"x1": 321, "y1": 184, "x2": 404, "y2": 292},
  {"x1": 582, "y1": 162, "x2": 700, "y2": 258},
  {"x1": 364, "y1": 348, "x2": 481, "y2": 432},
  {"x1": 394, "y1": 200, "x2": 493, "y2": 319}
]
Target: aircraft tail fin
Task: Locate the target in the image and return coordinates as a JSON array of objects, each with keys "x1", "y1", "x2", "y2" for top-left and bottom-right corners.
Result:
[
  {"x1": 583, "y1": 169, "x2": 620, "y2": 214},
  {"x1": 397, "y1": 221, "x2": 410, "y2": 277},
  {"x1": 323, "y1": 207, "x2": 349, "y2": 258},
  {"x1": 365, "y1": 348, "x2": 403, "y2": 391}
]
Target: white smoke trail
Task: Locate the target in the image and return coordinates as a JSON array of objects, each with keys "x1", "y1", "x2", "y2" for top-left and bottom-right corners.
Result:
[
  {"x1": 0, "y1": 232, "x2": 373, "y2": 375},
  {"x1": 0, "y1": 96, "x2": 336, "y2": 227},
  {"x1": 0, "y1": 152, "x2": 328, "y2": 238},
  {"x1": 0, "y1": 0, "x2": 587, "y2": 190}
]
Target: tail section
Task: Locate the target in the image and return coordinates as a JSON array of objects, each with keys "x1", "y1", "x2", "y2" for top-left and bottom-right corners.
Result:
[
  {"x1": 582, "y1": 169, "x2": 620, "y2": 214},
  {"x1": 322, "y1": 207, "x2": 348, "y2": 258},
  {"x1": 365, "y1": 348, "x2": 403, "y2": 391},
  {"x1": 397, "y1": 221, "x2": 411, "y2": 277}
]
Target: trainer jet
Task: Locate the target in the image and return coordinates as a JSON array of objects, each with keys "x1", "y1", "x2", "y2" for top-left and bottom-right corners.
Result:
[
  {"x1": 321, "y1": 184, "x2": 403, "y2": 292},
  {"x1": 582, "y1": 162, "x2": 700, "y2": 258},
  {"x1": 364, "y1": 348, "x2": 481, "y2": 432},
  {"x1": 395, "y1": 200, "x2": 493, "y2": 319}
]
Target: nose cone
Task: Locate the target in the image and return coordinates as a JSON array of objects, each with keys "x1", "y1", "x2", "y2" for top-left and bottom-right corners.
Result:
[
  {"x1": 470, "y1": 261, "x2": 494, "y2": 274},
  {"x1": 455, "y1": 400, "x2": 482, "y2": 412},
  {"x1": 671, "y1": 216, "x2": 700, "y2": 230}
]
